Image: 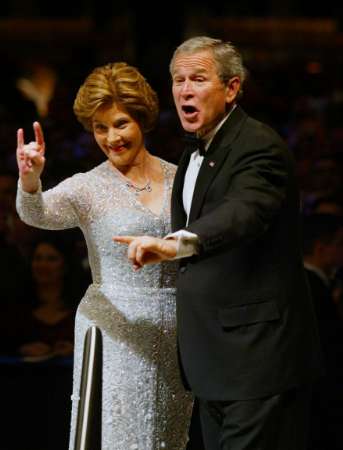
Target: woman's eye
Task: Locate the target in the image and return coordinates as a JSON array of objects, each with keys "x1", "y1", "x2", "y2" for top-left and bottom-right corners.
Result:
[{"x1": 94, "y1": 124, "x2": 106, "y2": 132}]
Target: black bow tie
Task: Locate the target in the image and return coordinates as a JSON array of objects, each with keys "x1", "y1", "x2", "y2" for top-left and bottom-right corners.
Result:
[{"x1": 182, "y1": 133, "x2": 206, "y2": 157}]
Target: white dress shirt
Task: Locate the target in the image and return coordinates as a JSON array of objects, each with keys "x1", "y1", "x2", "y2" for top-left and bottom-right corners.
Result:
[{"x1": 166, "y1": 107, "x2": 236, "y2": 258}]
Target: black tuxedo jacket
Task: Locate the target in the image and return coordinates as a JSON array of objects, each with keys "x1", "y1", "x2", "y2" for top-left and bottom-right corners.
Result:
[{"x1": 171, "y1": 106, "x2": 322, "y2": 401}]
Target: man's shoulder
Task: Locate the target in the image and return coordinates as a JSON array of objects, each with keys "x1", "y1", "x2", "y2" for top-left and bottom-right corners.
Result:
[
  {"x1": 223, "y1": 106, "x2": 285, "y2": 146},
  {"x1": 245, "y1": 115, "x2": 282, "y2": 139},
  {"x1": 236, "y1": 114, "x2": 287, "y2": 154}
]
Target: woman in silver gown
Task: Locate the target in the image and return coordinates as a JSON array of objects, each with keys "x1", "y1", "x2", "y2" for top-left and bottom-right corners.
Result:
[{"x1": 16, "y1": 62, "x2": 192, "y2": 449}]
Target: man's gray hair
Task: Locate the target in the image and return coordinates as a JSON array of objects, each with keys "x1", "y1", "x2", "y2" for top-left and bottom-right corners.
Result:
[{"x1": 170, "y1": 36, "x2": 247, "y2": 95}]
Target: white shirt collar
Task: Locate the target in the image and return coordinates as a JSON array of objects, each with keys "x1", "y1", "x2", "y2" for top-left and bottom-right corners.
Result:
[{"x1": 304, "y1": 262, "x2": 331, "y2": 287}]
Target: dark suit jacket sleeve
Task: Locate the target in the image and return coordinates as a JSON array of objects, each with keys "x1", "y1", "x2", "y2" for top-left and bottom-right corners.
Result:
[{"x1": 185, "y1": 134, "x2": 290, "y2": 254}]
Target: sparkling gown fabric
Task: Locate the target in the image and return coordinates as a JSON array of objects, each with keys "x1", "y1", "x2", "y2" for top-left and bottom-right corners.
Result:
[{"x1": 16, "y1": 159, "x2": 192, "y2": 450}]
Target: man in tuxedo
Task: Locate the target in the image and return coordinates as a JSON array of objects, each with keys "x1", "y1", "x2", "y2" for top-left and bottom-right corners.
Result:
[{"x1": 114, "y1": 36, "x2": 322, "y2": 450}]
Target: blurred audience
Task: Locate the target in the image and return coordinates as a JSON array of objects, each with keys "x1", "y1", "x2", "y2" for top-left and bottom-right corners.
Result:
[
  {"x1": 0, "y1": 170, "x2": 32, "y2": 307},
  {"x1": 0, "y1": 203, "x2": 30, "y2": 307},
  {"x1": 302, "y1": 213, "x2": 343, "y2": 450},
  {"x1": 0, "y1": 169, "x2": 41, "y2": 264},
  {"x1": 16, "y1": 61, "x2": 58, "y2": 119},
  {"x1": 0, "y1": 230, "x2": 89, "y2": 358},
  {"x1": 311, "y1": 194, "x2": 343, "y2": 217}
]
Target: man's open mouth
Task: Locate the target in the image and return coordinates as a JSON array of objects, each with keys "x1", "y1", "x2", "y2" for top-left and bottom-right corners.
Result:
[{"x1": 182, "y1": 105, "x2": 198, "y2": 114}]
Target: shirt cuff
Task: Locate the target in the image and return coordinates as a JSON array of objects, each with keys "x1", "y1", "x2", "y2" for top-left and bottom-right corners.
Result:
[{"x1": 164, "y1": 230, "x2": 200, "y2": 259}]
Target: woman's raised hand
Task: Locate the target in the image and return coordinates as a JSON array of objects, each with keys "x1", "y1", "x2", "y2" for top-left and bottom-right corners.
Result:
[{"x1": 17, "y1": 121, "x2": 46, "y2": 193}]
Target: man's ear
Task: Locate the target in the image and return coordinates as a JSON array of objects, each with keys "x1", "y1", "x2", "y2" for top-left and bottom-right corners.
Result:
[{"x1": 225, "y1": 77, "x2": 241, "y2": 103}]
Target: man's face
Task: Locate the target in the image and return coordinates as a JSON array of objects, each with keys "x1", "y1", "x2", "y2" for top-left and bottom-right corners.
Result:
[{"x1": 171, "y1": 50, "x2": 240, "y2": 136}]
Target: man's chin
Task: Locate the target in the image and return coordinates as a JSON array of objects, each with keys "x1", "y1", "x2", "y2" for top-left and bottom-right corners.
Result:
[{"x1": 182, "y1": 122, "x2": 201, "y2": 133}]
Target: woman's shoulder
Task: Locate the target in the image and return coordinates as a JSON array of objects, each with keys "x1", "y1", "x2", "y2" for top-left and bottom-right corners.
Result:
[
  {"x1": 76, "y1": 161, "x2": 108, "y2": 178},
  {"x1": 158, "y1": 157, "x2": 177, "y2": 176},
  {"x1": 40, "y1": 162, "x2": 109, "y2": 207},
  {"x1": 62, "y1": 161, "x2": 109, "y2": 187}
]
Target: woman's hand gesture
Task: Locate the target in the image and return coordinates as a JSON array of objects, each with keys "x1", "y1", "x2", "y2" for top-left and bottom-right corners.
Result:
[{"x1": 17, "y1": 121, "x2": 46, "y2": 193}]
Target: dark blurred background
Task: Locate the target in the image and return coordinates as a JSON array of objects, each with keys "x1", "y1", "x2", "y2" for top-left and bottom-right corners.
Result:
[{"x1": 1, "y1": 2, "x2": 343, "y2": 450}]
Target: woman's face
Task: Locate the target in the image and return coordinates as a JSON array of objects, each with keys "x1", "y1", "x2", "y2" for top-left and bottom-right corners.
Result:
[
  {"x1": 92, "y1": 103, "x2": 145, "y2": 170},
  {"x1": 32, "y1": 242, "x2": 65, "y2": 284}
]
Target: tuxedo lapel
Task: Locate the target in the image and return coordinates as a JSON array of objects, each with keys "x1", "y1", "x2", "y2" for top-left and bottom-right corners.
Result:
[
  {"x1": 171, "y1": 148, "x2": 191, "y2": 231},
  {"x1": 187, "y1": 147, "x2": 230, "y2": 224},
  {"x1": 188, "y1": 106, "x2": 247, "y2": 224}
]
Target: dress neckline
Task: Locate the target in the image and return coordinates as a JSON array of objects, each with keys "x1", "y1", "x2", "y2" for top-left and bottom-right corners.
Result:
[{"x1": 105, "y1": 159, "x2": 169, "y2": 218}]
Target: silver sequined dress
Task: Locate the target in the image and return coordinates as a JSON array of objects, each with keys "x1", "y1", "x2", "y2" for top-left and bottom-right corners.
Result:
[{"x1": 16, "y1": 159, "x2": 192, "y2": 450}]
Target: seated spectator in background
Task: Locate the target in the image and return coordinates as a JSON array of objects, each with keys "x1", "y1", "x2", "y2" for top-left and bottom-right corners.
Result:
[
  {"x1": 0, "y1": 203, "x2": 30, "y2": 307},
  {"x1": 16, "y1": 61, "x2": 57, "y2": 119},
  {"x1": 1, "y1": 231, "x2": 89, "y2": 358},
  {"x1": 302, "y1": 154, "x2": 343, "y2": 213},
  {"x1": 311, "y1": 194, "x2": 343, "y2": 217},
  {"x1": 0, "y1": 169, "x2": 40, "y2": 263},
  {"x1": 0, "y1": 169, "x2": 17, "y2": 215},
  {"x1": 0, "y1": 170, "x2": 31, "y2": 306},
  {"x1": 302, "y1": 213, "x2": 343, "y2": 450},
  {"x1": 303, "y1": 213, "x2": 343, "y2": 319}
]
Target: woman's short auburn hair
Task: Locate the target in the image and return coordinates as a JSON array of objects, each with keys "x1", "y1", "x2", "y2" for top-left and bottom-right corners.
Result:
[{"x1": 73, "y1": 62, "x2": 159, "y2": 133}]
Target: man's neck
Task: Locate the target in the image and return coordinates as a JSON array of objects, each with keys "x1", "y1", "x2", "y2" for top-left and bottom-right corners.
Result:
[{"x1": 200, "y1": 104, "x2": 237, "y2": 150}]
